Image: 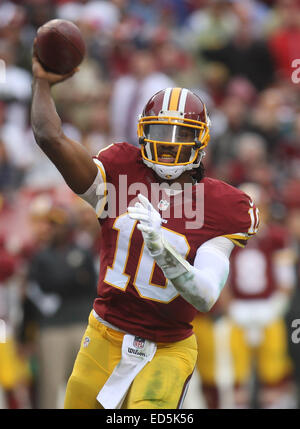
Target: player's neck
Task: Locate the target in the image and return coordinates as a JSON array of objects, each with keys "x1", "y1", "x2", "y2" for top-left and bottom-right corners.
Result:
[{"x1": 155, "y1": 171, "x2": 196, "y2": 188}]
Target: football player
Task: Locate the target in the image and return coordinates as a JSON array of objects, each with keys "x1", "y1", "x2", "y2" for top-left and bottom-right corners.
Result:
[
  {"x1": 226, "y1": 183, "x2": 295, "y2": 408},
  {"x1": 193, "y1": 184, "x2": 296, "y2": 409},
  {"x1": 31, "y1": 51, "x2": 259, "y2": 409},
  {"x1": 0, "y1": 236, "x2": 32, "y2": 409}
]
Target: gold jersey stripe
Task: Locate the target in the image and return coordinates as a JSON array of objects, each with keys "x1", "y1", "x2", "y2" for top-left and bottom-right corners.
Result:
[
  {"x1": 94, "y1": 160, "x2": 107, "y2": 218},
  {"x1": 222, "y1": 233, "x2": 251, "y2": 241},
  {"x1": 168, "y1": 87, "x2": 182, "y2": 111},
  {"x1": 94, "y1": 160, "x2": 106, "y2": 184},
  {"x1": 222, "y1": 233, "x2": 251, "y2": 248},
  {"x1": 226, "y1": 238, "x2": 246, "y2": 248}
]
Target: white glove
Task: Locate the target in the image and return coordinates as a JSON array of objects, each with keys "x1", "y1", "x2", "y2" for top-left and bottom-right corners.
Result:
[
  {"x1": 128, "y1": 194, "x2": 166, "y2": 256},
  {"x1": 128, "y1": 194, "x2": 191, "y2": 280}
]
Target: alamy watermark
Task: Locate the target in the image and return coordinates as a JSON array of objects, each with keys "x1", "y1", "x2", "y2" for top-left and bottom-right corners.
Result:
[
  {"x1": 0, "y1": 59, "x2": 6, "y2": 84},
  {"x1": 95, "y1": 176, "x2": 205, "y2": 229},
  {"x1": 0, "y1": 319, "x2": 6, "y2": 343},
  {"x1": 291, "y1": 319, "x2": 300, "y2": 344},
  {"x1": 291, "y1": 59, "x2": 300, "y2": 84}
]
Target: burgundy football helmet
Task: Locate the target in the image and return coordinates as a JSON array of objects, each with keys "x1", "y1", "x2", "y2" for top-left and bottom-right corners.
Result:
[{"x1": 138, "y1": 87, "x2": 210, "y2": 180}]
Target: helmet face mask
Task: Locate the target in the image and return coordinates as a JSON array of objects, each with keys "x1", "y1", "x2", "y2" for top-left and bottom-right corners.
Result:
[
  {"x1": 142, "y1": 123, "x2": 202, "y2": 165},
  {"x1": 138, "y1": 88, "x2": 210, "y2": 180}
]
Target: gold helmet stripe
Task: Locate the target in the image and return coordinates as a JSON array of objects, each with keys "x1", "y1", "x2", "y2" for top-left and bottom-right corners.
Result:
[{"x1": 168, "y1": 87, "x2": 182, "y2": 111}]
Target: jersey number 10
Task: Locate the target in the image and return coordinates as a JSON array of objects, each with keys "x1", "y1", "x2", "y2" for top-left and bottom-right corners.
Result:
[{"x1": 103, "y1": 213, "x2": 190, "y2": 303}]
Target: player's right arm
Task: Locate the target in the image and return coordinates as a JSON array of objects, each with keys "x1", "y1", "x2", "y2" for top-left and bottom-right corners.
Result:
[{"x1": 31, "y1": 43, "x2": 98, "y2": 194}]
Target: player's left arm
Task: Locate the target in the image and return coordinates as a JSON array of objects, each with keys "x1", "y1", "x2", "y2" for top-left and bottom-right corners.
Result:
[
  {"x1": 160, "y1": 236, "x2": 234, "y2": 312},
  {"x1": 128, "y1": 194, "x2": 234, "y2": 312}
]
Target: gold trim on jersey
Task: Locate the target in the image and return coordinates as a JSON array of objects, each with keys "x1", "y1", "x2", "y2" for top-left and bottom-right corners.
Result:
[
  {"x1": 132, "y1": 226, "x2": 190, "y2": 303},
  {"x1": 93, "y1": 159, "x2": 107, "y2": 218},
  {"x1": 132, "y1": 242, "x2": 169, "y2": 299},
  {"x1": 222, "y1": 233, "x2": 251, "y2": 248},
  {"x1": 149, "y1": 260, "x2": 168, "y2": 289},
  {"x1": 103, "y1": 213, "x2": 137, "y2": 291}
]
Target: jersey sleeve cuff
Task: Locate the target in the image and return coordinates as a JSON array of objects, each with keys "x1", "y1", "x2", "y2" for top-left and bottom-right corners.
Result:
[
  {"x1": 77, "y1": 159, "x2": 107, "y2": 217},
  {"x1": 221, "y1": 232, "x2": 252, "y2": 248}
]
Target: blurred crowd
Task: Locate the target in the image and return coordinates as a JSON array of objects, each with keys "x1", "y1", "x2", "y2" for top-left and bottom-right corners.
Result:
[{"x1": 0, "y1": 0, "x2": 300, "y2": 409}]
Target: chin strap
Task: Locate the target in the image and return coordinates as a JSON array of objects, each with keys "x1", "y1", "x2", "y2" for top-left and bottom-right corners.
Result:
[{"x1": 141, "y1": 144, "x2": 206, "y2": 181}]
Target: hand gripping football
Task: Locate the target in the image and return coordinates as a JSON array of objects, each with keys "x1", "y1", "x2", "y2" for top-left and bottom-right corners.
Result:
[{"x1": 36, "y1": 19, "x2": 86, "y2": 75}]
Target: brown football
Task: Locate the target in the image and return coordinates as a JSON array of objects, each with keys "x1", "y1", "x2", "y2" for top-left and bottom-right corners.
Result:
[{"x1": 36, "y1": 19, "x2": 85, "y2": 75}]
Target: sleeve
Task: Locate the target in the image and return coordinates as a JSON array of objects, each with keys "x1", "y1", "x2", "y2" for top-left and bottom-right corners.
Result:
[
  {"x1": 190, "y1": 237, "x2": 232, "y2": 309},
  {"x1": 77, "y1": 157, "x2": 107, "y2": 218},
  {"x1": 78, "y1": 142, "x2": 135, "y2": 218},
  {"x1": 160, "y1": 236, "x2": 233, "y2": 312},
  {"x1": 95, "y1": 143, "x2": 115, "y2": 183},
  {"x1": 195, "y1": 236, "x2": 235, "y2": 260},
  {"x1": 95, "y1": 142, "x2": 138, "y2": 181},
  {"x1": 221, "y1": 192, "x2": 260, "y2": 248}
]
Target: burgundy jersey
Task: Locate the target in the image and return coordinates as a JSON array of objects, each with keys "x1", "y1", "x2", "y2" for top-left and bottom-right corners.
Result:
[
  {"x1": 91, "y1": 143, "x2": 258, "y2": 342},
  {"x1": 229, "y1": 223, "x2": 290, "y2": 300}
]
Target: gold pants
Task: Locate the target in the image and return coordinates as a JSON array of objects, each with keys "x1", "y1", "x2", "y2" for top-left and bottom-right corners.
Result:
[
  {"x1": 193, "y1": 314, "x2": 292, "y2": 386},
  {"x1": 64, "y1": 311, "x2": 197, "y2": 409},
  {"x1": 0, "y1": 337, "x2": 31, "y2": 390},
  {"x1": 231, "y1": 319, "x2": 292, "y2": 385}
]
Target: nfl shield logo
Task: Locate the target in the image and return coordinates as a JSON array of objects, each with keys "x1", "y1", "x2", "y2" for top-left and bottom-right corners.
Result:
[
  {"x1": 157, "y1": 199, "x2": 169, "y2": 211},
  {"x1": 133, "y1": 336, "x2": 145, "y2": 349},
  {"x1": 83, "y1": 336, "x2": 90, "y2": 348}
]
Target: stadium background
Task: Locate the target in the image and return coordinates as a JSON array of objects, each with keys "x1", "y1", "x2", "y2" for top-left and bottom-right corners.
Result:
[{"x1": 0, "y1": 0, "x2": 300, "y2": 409}]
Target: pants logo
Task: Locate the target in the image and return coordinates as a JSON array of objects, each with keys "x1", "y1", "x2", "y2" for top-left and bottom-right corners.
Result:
[{"x1": 133, "y1": 336, "x2": 145, "y2": 349}]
